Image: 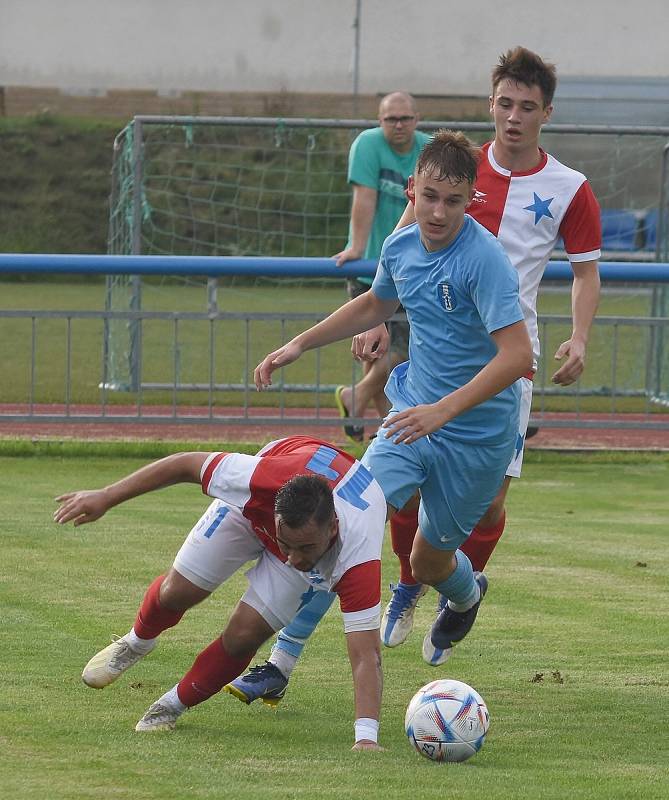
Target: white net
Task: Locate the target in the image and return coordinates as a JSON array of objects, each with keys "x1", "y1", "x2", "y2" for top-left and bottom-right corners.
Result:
[
  {"x1": 105, "y1": 116, "x2": 669, "y2": 403},
  {"x1": 109, "y1": 118, "x2": 357, "y2": 258}
]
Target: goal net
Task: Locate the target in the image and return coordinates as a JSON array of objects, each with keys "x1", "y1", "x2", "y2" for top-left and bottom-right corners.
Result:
[
  {"x1": 108, "y1": 117, "x2": 356, "y2": 258},
  {"x1": 105, "y1": 115, "x2": 669, "y2": 404}
]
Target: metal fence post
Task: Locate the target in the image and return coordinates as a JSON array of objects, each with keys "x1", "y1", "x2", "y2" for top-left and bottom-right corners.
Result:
[{"x1": 128, "y1": 118, "x2": 144, "y2": 392}]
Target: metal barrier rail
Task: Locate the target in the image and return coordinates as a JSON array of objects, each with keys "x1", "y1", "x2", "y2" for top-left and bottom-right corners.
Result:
[
  {"x1": 1, "y1": 254, "x2": 668, "y2": 429},
  {"x1": 1, "y1": 307, "x2": 668, "y2": 429},
  {"x1": 1, "y1": 254, "x2": 669, "y2": 281}
]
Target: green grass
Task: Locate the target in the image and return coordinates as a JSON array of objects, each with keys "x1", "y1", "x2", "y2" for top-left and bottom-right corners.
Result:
[
  {"x1": 0, "y1": 115, "x2": 119, "y2": 254},
  {"x1": 0, "y1": 278, "x2": 355, "y2": 408},
  {"x1": 1, "y1": 450, "x2": 667, "y2": 799},
  {"x1": 137, "y1": 123, "x2": 353, "y2": 259}
]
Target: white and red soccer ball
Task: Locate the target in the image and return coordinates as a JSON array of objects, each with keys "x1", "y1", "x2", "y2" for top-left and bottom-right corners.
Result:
[{"x1": 405, "y1": 679, "x2": 490, "y2": 763}]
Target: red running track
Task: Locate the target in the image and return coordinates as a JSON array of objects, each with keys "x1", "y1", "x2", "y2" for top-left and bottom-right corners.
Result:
[{"x1": 1, "y1": 404, "x2": 668, "y2": 450}]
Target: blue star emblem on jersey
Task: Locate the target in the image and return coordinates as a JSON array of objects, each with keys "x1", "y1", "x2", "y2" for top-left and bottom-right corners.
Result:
[
  {"x1": 524, "y1": 193, "x2": 554, "y2": 224},
  {"x1": 438, "y1": 283, "x2": 457, "y2": 312}
]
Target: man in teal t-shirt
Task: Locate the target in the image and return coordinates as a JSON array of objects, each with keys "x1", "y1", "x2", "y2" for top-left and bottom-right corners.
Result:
[{"x1": 333, "y1": 92, "x2": 431, "y2": 441}]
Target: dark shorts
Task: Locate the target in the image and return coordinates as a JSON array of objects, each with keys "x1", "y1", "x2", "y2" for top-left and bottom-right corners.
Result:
[{"x1": 346, "y1": 278, "x2": 409, "y2": 361}]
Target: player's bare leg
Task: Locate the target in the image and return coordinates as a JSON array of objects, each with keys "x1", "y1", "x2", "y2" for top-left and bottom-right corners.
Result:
[
  {"x1": 336, "y1": 361, "x2": 387, "y2": 442},
  {"x1": 336, "y1": 350, "x2": 401, "y2": 441},
  {"x1": 419, "y1": 481, "x2": 508, "y2": 666},
  {"x1": 82, "y1": 568, "x2": 210, "y2": 688},
  {"x1": 136, "y1": 600, "x2": 275, "y2": 731},
  {"x1": 410, "y1": 533, "x2": 486, "y2": 667}
]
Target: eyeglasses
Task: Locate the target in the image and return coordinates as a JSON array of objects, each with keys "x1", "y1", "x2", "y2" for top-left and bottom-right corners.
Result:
[{"x1": 381, "y1": 115, "x2": 416, "y2": 126}]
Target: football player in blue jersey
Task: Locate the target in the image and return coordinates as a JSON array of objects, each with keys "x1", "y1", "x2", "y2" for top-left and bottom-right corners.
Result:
[{"x1": 241, "y1": 130, "x2": 532, "y2": 704}]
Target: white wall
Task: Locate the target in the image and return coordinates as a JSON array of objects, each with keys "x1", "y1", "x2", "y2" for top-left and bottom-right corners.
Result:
[{"x1": 1, "y1": 0, "x2": 667, "y2": 96}]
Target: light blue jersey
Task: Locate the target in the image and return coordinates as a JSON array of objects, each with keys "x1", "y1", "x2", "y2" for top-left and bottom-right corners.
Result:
[
  {"x1": 267, "y1": 207, "x2": 528, "y2": 665},
  {"x1": 371, "y1": 216, "x2": 524, "y2": 445}
]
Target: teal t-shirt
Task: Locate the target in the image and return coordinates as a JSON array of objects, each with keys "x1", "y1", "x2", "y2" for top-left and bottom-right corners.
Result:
[{"x1": 347, "y1": 127, "x2": 431, "y2": 283}]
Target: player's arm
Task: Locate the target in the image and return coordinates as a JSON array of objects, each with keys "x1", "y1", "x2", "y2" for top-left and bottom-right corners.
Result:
[
  {"x1": 334, "y1": 184, "x2": 377, "y2": 266},
  {"x1": 335, "y1": 556, "x2": 384, "y2": 750},
  {"x1": 384, "y1": 320, "x2": 532, "y2": 444},
  {"x1": 254, "y1": 291, "x2": 399, "y2": 389},
  {"x1": 552, "y1": 259, "x2": 600, "y2": 385},
  {"x1": 350, "y1": 199, "x2": 415, "y2": 360},
  {"x1": 53, "y1": 452, "x2": 210, "y2": 526},
  {"x1": 346, "y1": 628, "x2": 383, "y2": 751}
]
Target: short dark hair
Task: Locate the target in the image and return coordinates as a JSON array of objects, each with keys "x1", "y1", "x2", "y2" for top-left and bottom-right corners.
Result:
[
  {"x1": 492, "y1": 46, "x2": 557, "y2": 108},
  {"x1": 274, "y1": 475, "x2": 335, "y2": 529},
  {"x1": 415, "y1": 129, "x2": 479, "y2": 184}
]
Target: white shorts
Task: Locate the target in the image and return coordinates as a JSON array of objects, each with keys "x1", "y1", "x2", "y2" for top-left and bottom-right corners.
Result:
[
  {"x1": 506, "y1": 376, "x2": 533, "y2": 479},
  {"x1": 173, "y1": 500, "x2": 331, "y2": 631}
]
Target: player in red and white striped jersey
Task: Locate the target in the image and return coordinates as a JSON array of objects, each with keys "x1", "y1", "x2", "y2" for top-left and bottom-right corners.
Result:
[
  {"x1": 470, "y1": 140, "x2": 600, "y2": 377},
  {"x1": 53, "y1": 436, "x2": 386, "y2": 749}
]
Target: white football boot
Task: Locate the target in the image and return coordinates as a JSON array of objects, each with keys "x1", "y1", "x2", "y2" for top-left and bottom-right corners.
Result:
[
  {"x1": 82, "y1": 635, "x2": 155, "y2": 688},
  {"x1": 380, "y1": 582, "x2": 428, "y2": 647},
  {"x1": 135, "y1": 700, "x2": 184, "y2": 732}
]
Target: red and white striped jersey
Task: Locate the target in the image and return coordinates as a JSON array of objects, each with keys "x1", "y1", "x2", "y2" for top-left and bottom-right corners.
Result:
[
  {"x1": 468, "y1": 142, "x2": 601, "y2": 363},
  {"x1": 199, "y1": 436, "x2": 386, "y2": 617}
]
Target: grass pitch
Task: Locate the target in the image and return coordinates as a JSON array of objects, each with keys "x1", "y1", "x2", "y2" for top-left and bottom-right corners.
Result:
[{"x1": 1, "y1": 449, "x2": 667, "y2": 799}]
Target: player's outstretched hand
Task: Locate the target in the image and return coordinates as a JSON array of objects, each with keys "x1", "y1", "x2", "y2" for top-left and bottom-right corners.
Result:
[
  {"x1": 351, "y1": 740, "x2": 384, "y2": 751},
  {"x1": 333, "y1": 246, "x2": 362, "y2": 268},
  {"x1": 53, "y1": 490, "x2": 110, "y2": 526},
  {"x1": 382, "y1": 403, "x2": 449, "y2": 444},
  {"x1": 352, "y1": 324, "x2": 389, "y2": 362},
  {"x1": 551, "y1": 338, "x2": 586, "y2": 385},
  {"x1": 254, "y1": 341, "x2": 304, "y2": 390}
]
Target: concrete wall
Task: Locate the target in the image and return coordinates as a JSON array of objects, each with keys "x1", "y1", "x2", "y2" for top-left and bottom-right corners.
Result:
[{"x1": 1, "y1": 0, "x2": 667, "y2": 119}]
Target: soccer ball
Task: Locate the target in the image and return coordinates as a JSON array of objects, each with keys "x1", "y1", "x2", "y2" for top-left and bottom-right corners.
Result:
[{"x1": 405, "y1": 679, "x2": 490, "y2": 763}]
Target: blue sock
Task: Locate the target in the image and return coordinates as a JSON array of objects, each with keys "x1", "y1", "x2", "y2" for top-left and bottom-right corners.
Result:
[
  {"x1": 270, "y1": 590, "x2": 337, "y2": 666},
  {"x1": 432, "y1": 550, "x2": 478, "y2": 609}
]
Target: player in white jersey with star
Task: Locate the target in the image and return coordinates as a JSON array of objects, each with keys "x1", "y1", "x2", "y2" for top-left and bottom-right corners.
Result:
[
  {"x1": 53, "y1": 436, "x2": 387, "y2": 750},
  {"x1": 369, "y1": 46, "x2": 601, "y2": 664},
  {"x1": 229, "y1": 48, "x2": 600, "y2": 705}
]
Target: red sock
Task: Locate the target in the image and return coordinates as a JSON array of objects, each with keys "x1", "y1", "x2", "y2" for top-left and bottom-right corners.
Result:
[
  {"x1": 460, "y1": 512, "x2": 506, "y2": 572},
  {"x1": 390, "y1": 507, "x2": 419, "y2": 585},
  {"x1": 176, "y1": 637, "x2": 254, "y2": 708},
  {"x1": 133, "y1": 575, "x2": 186, "y2": 640}
]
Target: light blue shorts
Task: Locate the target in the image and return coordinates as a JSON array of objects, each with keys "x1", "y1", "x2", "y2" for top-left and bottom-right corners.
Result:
[{"x1": 362, "y1": 417, "x2": 515, "y2": 551}]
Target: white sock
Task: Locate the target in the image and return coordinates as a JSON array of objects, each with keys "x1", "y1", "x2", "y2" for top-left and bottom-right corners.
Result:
[
  {"x1": 160, "y1": 685, "x2": 188, "y2": 713},
  {"x1": 125, "y1": 628, "x2": 157, "y2": 654},
  {"x1": 268, "y1": 649, "x2": 297, "y2": 679},
  {"x1": 447, "y1": 582, "x2": 481, "y2": 613}
]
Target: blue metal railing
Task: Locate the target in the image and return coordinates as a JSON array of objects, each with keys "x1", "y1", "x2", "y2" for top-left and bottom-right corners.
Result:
[
  {"x1": 1, "y1": 254, "x2": 668, "y2": 429},
  {"x1": 1, "y1": 253, "x2": 669, "y2": 282}
]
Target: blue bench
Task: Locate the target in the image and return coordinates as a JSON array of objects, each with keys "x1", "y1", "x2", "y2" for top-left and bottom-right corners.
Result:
[
  {"x1": 600, "y1": 209, "x2": 640, "y2": 251},
  {"x1": 554, "y1": 208, "x2": 661, "y2": 257},
  {"x1": 641, "y1": 209, "x2": 659, "y2": 252}
]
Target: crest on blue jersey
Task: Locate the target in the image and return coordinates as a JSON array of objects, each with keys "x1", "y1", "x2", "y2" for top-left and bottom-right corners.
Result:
[{"x1": 438, "y1": 283, "x2": 457, "y2": 312}]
